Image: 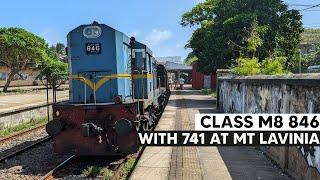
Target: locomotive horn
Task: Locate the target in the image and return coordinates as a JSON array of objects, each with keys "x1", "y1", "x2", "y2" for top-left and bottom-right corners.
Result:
[{"x1": 130, "y1": 36, "x2": 136, "y2": 46}]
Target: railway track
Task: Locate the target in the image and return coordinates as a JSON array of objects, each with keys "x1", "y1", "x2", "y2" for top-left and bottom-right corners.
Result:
[
  {"x1": 0, "y1": 124, "x2": 52, "y2": 163},
  {"x1": 40, "y1": 146, "x2": 146, "y2": 180},
  {"x1": 0, "y1": 124, "x2": 46, "y2": 144},
  {"x1": 41, "y1": 155, "x2": 76, "y2": 180}
]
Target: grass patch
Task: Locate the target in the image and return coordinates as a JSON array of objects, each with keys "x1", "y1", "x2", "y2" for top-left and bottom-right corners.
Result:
[
  {"x1": 82, "y1": 166, "x2": 113, "y2": 180},
  {"x1": 0, "y1": 116, "x2": 47, "y2": 137},
  {"x1": 122, "y1": 158, "x2": 135, "y2": 179},
  {"x1": 201, "y1": 89, "x2": 217, "y2": 97}
]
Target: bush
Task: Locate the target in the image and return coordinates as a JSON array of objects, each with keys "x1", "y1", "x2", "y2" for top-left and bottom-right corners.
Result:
[
  {"x1": 261, "y1": 57, "x2": 285, "y2": 75},
  {"x1": 82, "y1": 166, "x2": 113, "y2": 179},
  {"x1": 231, "y1": 57, "x2": 261, "y2": 76},
  {"x1": 231, "y1": 56, "x2": 286, "y2": 76}
]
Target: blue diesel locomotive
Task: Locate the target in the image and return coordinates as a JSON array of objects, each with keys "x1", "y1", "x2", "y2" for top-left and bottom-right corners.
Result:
[{"x1": 46, "y1": 22, "x2": 170, "y2": 155}]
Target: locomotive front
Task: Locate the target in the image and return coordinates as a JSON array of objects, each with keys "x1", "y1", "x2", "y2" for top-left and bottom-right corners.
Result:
[{"x1": 46, "y1": 22, "x2": 138, "y2": 155}]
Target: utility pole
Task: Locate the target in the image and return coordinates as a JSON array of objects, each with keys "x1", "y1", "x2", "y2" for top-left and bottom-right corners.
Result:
[{"x1": 299, "y1": 50, "x2": 302, "y2": 74}]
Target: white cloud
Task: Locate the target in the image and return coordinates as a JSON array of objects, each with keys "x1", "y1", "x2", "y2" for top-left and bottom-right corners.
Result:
[
  {"x1": 144, "y1": 29, "x2": 172, "y2": 46},
  {"x1": 127, "y1": 30, "x2": 141, "y2": 38},
  {"x1": 175, "y1": 43, "x2": 185, "y2": 48},
  {"x1": 39, "y1": 28, "x2": 65, "y2": 45}
]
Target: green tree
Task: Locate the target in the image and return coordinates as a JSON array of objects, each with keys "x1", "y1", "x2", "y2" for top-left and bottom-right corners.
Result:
[
  {"x1": 301, "y1": 29, "x2": 320, "y2": 44},
  {"x1": 55, "y1": 43, "x2": 65, "y2": 55},
  {"x1": 184, "y1": 52, "x2": 198, "y2": 65},
  {"x1": 231, "y1": 56, "x2": 285, "y2": 76},
  {"x1": 37, "y1": 59, "x2": 68, "y2": 88},
  {"x1": 181, "y1": 0, "x2": 303, "y2": 74},
  {"x1": 261, "y1": 57, "x2": 285, "y2": 75},
  {"x1": 300, "y1": 44, "x2": 320, "y2": 72},
  {"x1": 231, "y1": 57, "x2": 261, "y2": 76},
  {"x1": 48, "y1": 43, "x2": 67, "y2": 62},
  {"x1": 0, "y1": 28, "x2": 48, "y2": 92},
  {"x1": 39, "y1": 43, "x2": 68, "y2": 89}
]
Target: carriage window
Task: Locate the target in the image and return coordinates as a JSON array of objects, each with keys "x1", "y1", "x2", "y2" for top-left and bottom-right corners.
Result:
[
  {"x1": 157, "y1": 77, "x2": 160, "y2": 88},
  {"x1": 144, "y1": 53, "x2": 147, "y2": 71}
]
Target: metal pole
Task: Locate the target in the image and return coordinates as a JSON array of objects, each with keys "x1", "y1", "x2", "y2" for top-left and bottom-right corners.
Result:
[
  {"x1": 299, "y1": 50, "x2": 302, "y2": 74},
  {"x1": 52, "y1": 78, "x2": 55, "y2": 104},
  {"x1": 94, "y1": 74, "x2": 96, "y2": 104},
  {"x1": 84, "y1": 79, "x2": 87, "y2": 104},
  {"x1": 46, "y1": 74, "x2": 49, "y2": 122}
]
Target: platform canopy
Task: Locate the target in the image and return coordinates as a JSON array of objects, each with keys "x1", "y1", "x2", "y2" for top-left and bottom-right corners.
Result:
[{"x1": 159, "y1": 61, "x2": 192, "y2": 71}]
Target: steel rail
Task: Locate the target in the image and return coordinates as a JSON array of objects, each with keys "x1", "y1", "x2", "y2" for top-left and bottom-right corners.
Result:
[
  {"x1": 40, "y1": 155, "x2": 76, "y2": 180},
  {"x1": 0, "y1": 124, "x2": 46, "y2": 145},
  {"x1": 0, "y1": 136, "x2": 52, "y2": 163}
]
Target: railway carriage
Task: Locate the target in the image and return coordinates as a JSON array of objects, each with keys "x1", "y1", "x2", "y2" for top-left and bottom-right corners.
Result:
[{"x1": 46, "y1": 22, "x2": 169, "y2": 155}]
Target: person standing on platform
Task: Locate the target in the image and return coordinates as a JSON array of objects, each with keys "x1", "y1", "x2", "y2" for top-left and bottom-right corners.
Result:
[
  {"x1": 168, "y1": 77, "x2": 173, "y2": 90},
  {"x1": 179, "y1": 77, "x2": 185, "y2": 90}
]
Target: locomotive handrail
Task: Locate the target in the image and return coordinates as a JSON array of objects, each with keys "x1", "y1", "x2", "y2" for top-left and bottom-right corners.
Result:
[
  {"x1": 95, "y1": 74, "x2": 131, "y2": 78},
  {"x1": 94, "y1": 74, "x2": 132, "y2": 104},
  {"x1": 53, "y1": 75, "x2": 87, "y2": 104},
  {"x1": 141, "y1": 70, "x2": 149, "y2": 116},
  {"x1": 131, "y1": 70, "x2": 149, "y2": 116},
  {"x1": 132, "y1": 70, "x2": 141, "y2": 116},
  {"x1": 68, "y1": 75, "x2": 87, "y2": 104}
]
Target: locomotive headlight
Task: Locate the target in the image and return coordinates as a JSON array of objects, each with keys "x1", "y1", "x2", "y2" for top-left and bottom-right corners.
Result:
[
  {"x1": 83, "y1": 26, "x2": 101, "y2": 38},
  {"x1": 55, "y1": 110, "x2": 61, "y2": 117},
  {"x1": 114, "y1": 95, "x2": 122, "y2": 104}
]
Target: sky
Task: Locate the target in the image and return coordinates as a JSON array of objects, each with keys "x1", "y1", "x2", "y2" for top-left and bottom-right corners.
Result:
[{"x1": 1, "y1": 0, "x2": 319, "y2": 59}]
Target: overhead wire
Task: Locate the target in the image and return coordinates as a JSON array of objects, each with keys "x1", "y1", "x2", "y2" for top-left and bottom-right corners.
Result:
[
  {"x1": 298, "y1": 3, "x2": 320, "y2": 11},
  {"x1": 289, "y1": 4, "x2": 314, "y2": 7}
]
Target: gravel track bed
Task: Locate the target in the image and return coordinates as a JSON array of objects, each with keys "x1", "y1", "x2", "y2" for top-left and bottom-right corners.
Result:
[
  {"x1": 0, "y1": 140, "x2": 69, "y2": 180},
  {"x1": 0, "y1": 127, "x2": 48, "y2": 157},
  {"x1": 54, "y1": 156, "x2": 121, "y2": 179}
]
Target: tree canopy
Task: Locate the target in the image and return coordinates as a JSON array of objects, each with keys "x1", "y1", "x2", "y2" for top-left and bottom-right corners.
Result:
[
  {"x1": 37, "y1": 59, "x2": 68, "y2": 88},
  {"x1": 38, "y1": 43, "x2": 68, "y2": 88},
  {"x1": 0, "y1": 28, "x2": 68, "y2": 92},
  {"x1": 301, "y1": 29, "x2": 320, "y2": 44},
  {"x1": 183, "y1": 52, "x2": 198, "y2": 65},
  {"x1": 181, "y1": 0, "x2": 303, "y2": 74},
  {"x1": 0, "y1": 27, "x2": 48, "y2": 92},
  {"x1": 48, "y1": 43, "x2": 67, "y2": 61}
]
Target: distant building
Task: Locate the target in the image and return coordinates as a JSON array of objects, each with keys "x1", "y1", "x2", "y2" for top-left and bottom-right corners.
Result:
[
  {"x1": 0, "y1": 62, "x2": 42, "y2": 87},
  {"x1": 156, "y1": 56, "x2": 182, "y2": 64}
]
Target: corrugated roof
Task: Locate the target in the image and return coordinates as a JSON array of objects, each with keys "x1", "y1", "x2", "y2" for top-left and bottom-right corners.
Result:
[{"x1": 162, "y1": 61, "x2": 192, "y2": 71}]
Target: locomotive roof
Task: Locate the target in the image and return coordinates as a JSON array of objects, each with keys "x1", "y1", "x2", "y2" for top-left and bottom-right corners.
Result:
[
  {"x1": 133, "y1": 40, "x2": 153, "y2": 57},
  {"x1": 68, "y1": 21, "x2": 153, "y2": 57},
  {"x1": 68, "y1": 21, "x2": 124, "y2": 37}
]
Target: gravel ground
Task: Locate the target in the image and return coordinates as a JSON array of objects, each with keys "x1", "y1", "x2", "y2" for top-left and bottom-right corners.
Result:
[
  {"x1": 0, "y1": 128, "x2": 48, "y2": 158},
  {"x1": 0, "y1": 128, "x2": 117, "y2": 180},
  {"x1": 54, "y1": 156, "x2": 120, "y2": 180},
  {"x1": 0, "y1": 128, "x2": 69, "y2": 179},
  {"x1": 0, "y1": 140, "x2": 69, "y2": 180}
]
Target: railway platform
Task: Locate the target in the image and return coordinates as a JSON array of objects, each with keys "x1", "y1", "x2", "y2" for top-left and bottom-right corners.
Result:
[
  {"x1": 0, "y1": 89, "x2": 68, "y2": 114},
  {"x1": 130, "y1": 87, "x2": 290, "y2": 180}
]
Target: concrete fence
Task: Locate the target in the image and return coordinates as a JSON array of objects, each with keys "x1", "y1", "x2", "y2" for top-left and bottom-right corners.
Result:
[
  {"x1": 218, "y1": 74, "x2": 320, "y2": 180},
  {"x1": 0, "y1": 99, "x2": 67, "y2": 131}
]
